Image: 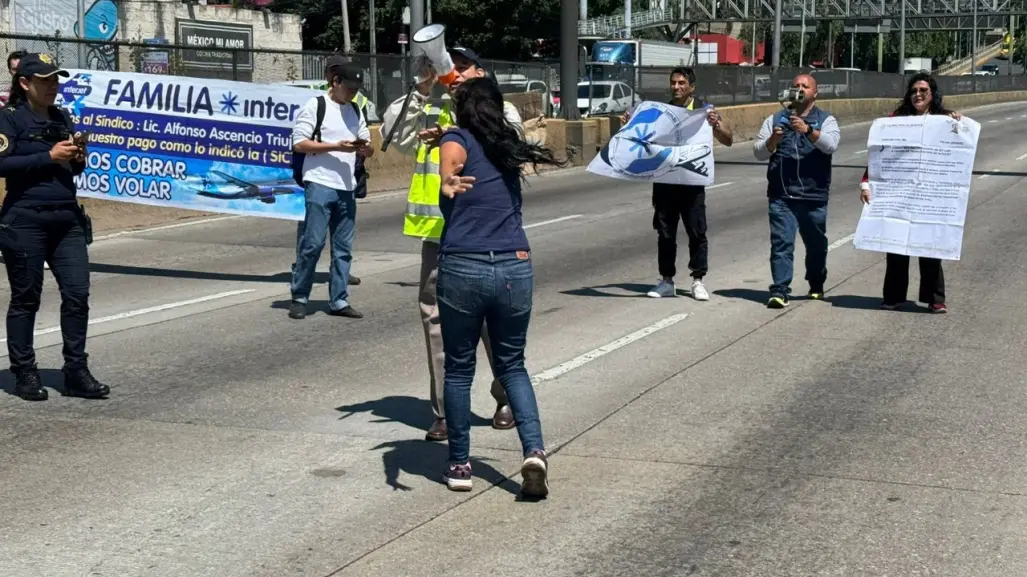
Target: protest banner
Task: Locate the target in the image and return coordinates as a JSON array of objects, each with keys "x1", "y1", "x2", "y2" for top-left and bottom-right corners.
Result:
[
  {"x1": 853, "y1": 114, "x2": 981, "y2": 260},
  {"x1": 587, "y1": 101, "x2": 714, "y2": 187},
  {"x1": 57, "y1": 69, "x2": 323, "y2": 220}
]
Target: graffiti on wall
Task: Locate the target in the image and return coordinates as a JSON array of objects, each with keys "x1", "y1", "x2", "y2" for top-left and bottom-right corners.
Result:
[{"x1": 12, "y1": 0, "x2": 119, "y2": 70}]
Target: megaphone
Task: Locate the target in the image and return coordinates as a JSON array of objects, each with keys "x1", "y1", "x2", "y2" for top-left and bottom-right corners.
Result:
[{"x1": 412, "y1": 23, "x2": 460, "y2": 87}]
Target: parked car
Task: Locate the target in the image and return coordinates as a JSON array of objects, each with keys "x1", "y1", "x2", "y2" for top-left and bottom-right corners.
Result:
[
  {"x1": 577, "y1": 80, "x2": 637, "y2": 117},
  {"x1": 495, "y1": 73, "x2": 554, "y2": 117}
]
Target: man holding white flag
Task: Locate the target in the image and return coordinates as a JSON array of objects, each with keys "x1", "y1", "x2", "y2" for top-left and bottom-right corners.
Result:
[
  {"x1": 613, "y1": 67, "x2": 733, "y2": 300},
  {"x1": 588, "y1": 71, "x2": 727, "y2": 302}
]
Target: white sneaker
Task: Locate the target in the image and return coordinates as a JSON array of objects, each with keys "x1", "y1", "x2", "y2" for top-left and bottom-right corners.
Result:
[
  {"x1": 691, "y1": 278, "x2": 710, "y2": 301},
  {"x1": 647, "y1": 279, "x2": 676, "y2": 298}
]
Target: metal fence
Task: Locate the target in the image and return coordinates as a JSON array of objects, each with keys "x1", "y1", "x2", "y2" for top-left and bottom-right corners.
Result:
[{"x1": 1, "y1": 33, "x2": 1023, "y2": 120}]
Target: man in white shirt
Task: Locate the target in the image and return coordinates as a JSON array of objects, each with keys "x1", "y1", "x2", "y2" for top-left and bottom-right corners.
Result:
[{"x1": 289, "y1": 61, "x2": 373, "y2": 320}]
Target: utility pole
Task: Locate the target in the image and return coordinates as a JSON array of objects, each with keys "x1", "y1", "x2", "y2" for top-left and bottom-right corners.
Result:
[
  {"x1": 772, "y1": 0, "x2": 782, "y2": 68},
  {"x1": 561, "y1": 0, "x2": 581, "y2": 120},
  {"x1": 369, "y1": 0, "x2": 377, "y2": 101},
  {"x1": 76, "y1": 0, "x2": 86, "y2": 67},
  {"x1": 798, "y1": 0, "x2": 806, "y2": 67},
  {"x1": 341, "y1": 0, "x2": 352, "y2": 53},
  {"x1": 898, "y1": 0, "x2": 906, "y2": 73},
  {"x1": 409, "y1": 0, "x2": 425, "y2": 58},
  {"x1": 971, "y1": 0, "x2": 977, "y2": 91}
]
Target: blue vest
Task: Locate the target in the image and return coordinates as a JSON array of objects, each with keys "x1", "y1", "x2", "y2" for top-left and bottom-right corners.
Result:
[{"x1": 766, "y1": 106, "x2": 832, "y2": 203}]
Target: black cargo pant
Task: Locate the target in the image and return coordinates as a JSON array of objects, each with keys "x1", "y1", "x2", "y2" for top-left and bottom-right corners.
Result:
[
  {"x1": 652, "y1": 183, "x2": 708, "y2": 280},
  {"x1": 882, "y1": 253, "x2": 945, "y2": 305},
  {"x1": 0, "y1": 205, "x2": 90, "y2": 371}
]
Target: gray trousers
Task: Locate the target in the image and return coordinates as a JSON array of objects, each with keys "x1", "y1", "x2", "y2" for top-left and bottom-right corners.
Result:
[{"x1": 419, "y1": 241, "x2": 508, "y2": 419}]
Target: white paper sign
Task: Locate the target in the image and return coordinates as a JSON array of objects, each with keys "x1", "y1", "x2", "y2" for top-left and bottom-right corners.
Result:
[
  {"x1": 853, "y1": 114, "x2": 981, "y2": 260},
  {"x1": 587, "y1": 101, "x2": 715, "y2": 186}
]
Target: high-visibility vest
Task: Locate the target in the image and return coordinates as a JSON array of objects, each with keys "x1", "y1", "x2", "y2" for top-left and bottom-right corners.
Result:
[
  {"x1": 352, "y1": 92, "x2": 369, "y2": 118},
  {"x1": 402, "y1": 101, "x2": 452, "y2": 240}
]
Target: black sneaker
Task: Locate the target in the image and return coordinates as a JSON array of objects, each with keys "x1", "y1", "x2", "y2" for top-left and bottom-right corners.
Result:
[
  {"x1": 807, "y1": 289, "x2": 824, "y2": 300},
  {"x1": 61, "y1": 367, "x2": 110, "y2": 399},
  {"x1": 521, "y1": 450, "x2": 549, "y2": 498},
  {"x1": 767, "y1": 295, "x2": 789, "y2": 309},
  {"x1": 288, "y1": 301, "x2": 306, "y2": 319},
  {"x1": 444, "y1": 462, "x2": 473, "y2": 491},
  {"x1": 13, "y1": 367, "x2": 47, "y2": 401},
  {"x1": 348, "y1": 275, "x2": 361, "y2": 286},
  {"x1": 328, "y1": 306, "x2": 363, "y2": 319}
]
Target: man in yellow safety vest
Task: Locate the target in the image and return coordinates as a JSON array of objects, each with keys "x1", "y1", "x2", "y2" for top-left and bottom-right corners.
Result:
[{"x1": 380, "y1": 46, "x2": 526, "y2": 442}]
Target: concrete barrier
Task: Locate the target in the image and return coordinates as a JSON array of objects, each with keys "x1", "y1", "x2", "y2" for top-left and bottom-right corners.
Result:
[{"x1": 6, "y1": 89, "x2": 1026, "y2": 233}]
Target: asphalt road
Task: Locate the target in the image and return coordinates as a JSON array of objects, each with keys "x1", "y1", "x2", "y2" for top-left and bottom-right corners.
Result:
[{"x1": 3, "y1": 101, "x2": 1027, "y2": 577}]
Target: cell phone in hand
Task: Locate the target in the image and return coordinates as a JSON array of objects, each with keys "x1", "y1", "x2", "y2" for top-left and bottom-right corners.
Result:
[
  {"x1": 350, "y1": 139, "x2": 368, "y2": 148},
  {"x1": 73, "y1": 131, "x2": 90, "y2": 148}
]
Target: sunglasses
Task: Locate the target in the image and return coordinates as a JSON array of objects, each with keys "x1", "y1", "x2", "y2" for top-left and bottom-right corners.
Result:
[{"x1": 910, "y1": 87, "x2": 930, "y2": 95}]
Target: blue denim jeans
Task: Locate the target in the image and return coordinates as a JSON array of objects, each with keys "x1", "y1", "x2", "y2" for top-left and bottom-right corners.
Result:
[
  {"x1": 437, "y1": 251, "x2": 545, "y2": 464},
  {"x1": 768, "y1": 197, "x2": 828, "y2": 297},
  {"x1": 291, "y1": 181, "x2": 357, "y2": 311}
]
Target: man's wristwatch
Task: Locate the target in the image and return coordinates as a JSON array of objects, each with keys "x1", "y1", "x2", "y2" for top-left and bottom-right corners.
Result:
[{"x1": 805, "y1": 123, "x2": 815, "y2": 136}]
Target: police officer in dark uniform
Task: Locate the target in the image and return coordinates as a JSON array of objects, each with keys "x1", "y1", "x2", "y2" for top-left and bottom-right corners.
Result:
[{"x1": 0, "y1": 53, "x2": 108, "y2": 401}]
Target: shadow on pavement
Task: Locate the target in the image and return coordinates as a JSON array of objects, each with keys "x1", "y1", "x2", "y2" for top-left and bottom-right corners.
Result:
[
  {"x1": 336, "y1": 395, "x2": 492, "y2": 433},
  {"x1": 270, "y1": 298, "x2": 340, "y2": 316},
  {"x1": 370, "y1": 438, "x2": 521, "y2": 495},
  {"x1": 562, "y1": 282, "x2": 685, "y2": 298},
  {"x1": 713, "y1": 287, "x2": 768, "y2": 304},
  {"x1": 90, "y1": 262, "x2": 329, "y2": 284},
  {"x1": 828, "y1": 295, "x2": 932, "y2": 313}
]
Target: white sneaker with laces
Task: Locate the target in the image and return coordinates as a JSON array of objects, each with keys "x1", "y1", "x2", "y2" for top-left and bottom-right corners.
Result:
[
  {"x1": 647, "y1": 279, "x2": 676, "y2": 298},
  {"x1": 691, "y1": 278, "x2": 710, "y2": 301}
]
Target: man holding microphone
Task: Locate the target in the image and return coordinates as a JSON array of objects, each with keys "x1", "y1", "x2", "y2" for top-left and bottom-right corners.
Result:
[{"x1": 752, "y1": 73, "x2": 841, "y2": 309}]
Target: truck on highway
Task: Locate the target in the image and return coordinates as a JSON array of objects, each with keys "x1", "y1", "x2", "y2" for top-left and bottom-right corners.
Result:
[
  {"x1": 586, "y1": 38, "x2": 718, "y2": 102},
  {"x1": 903, "y1": 57, "x2": 933, "y2": 73}
]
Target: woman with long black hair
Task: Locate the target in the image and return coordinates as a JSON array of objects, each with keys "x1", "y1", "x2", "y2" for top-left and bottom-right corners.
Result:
[
  {"x1": 436, "y1": 76, "x2": 566, "y2": 497},
  {"x1": 0, "y1": 53, "x2": 108, "y2": 401},
  {"x1": 859, "y1": 72, "x2": 962, "y2": 313}
]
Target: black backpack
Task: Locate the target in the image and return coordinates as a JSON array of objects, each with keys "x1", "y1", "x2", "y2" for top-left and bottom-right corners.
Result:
[{"x1": 291, "y1": 96, "x2": 368, "y2": 199}]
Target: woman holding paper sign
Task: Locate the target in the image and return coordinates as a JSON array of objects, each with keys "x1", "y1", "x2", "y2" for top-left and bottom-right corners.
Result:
[{"x1": 859, "y1": 72, "x2": 961, "y2": 313}]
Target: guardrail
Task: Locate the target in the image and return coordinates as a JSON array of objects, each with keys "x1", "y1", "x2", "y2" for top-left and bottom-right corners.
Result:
[{"x1": 935, "y1": 39, "x2": 1004, "y2": 76}]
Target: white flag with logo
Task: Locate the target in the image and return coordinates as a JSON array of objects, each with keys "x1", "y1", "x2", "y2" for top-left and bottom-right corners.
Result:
[{"x1": 587, "y1": 101, "x2": 715, "y2": 186}]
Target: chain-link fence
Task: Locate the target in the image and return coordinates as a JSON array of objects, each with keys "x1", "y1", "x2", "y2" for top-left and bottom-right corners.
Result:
[{"x1": 1, "y1": 32, "x2": 1024, "y2": 120}]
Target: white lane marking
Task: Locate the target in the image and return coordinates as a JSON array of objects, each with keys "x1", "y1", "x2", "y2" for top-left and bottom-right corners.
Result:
[
  {"x1": 707, "y1": 181, "x2": 734, "y2": 190},
  {"x1": 854, "y1": 149, "x2": 868, "y2": 155},
  {"x1": 93, "y1": 215, "x2": 243, "y2": 242},
  {"x1": 1021, "y1": 114, "x2": 1027, "y2": 118},
  {"x1": 989, "y1": 119, "x2": 999, "y2": 123},
  {"x1": 525, "y1": 213, "x2": 583, "y2": 228},
  {"x1": 1017, "y1": 152, "x2": 1027, "y2": 161},
  {"x1": 531, "y1": 314, "x2": 689, "y2": 385},
  {"x1": 980, "y1": 174, "x2": 991, "y2": 179},
  {"x1": 828, "y1": 233, "x2": 855, "y2": 251},
  {"x1": 524, "y1": 215, "x2": 583, "y2": 229},
  {"x1": 0, "y1": 289, "x2": 255, "y2": 343},
  {"x1": 1006, "y1": 117, "x2": 1014, "y2": 121}
]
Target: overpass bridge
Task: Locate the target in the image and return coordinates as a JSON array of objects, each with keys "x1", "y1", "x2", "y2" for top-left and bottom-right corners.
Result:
[{"x1": 579, "y1": 0, "x2": 1026, "y2": 38}]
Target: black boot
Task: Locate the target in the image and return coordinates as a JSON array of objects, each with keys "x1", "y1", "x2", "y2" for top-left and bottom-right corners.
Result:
[
  {"x1": 13, "y1": 367, "x2": 47, "y2": 401},
  {"x1": 62, "y1": 367, "x2": 110, "y2": 399}
]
